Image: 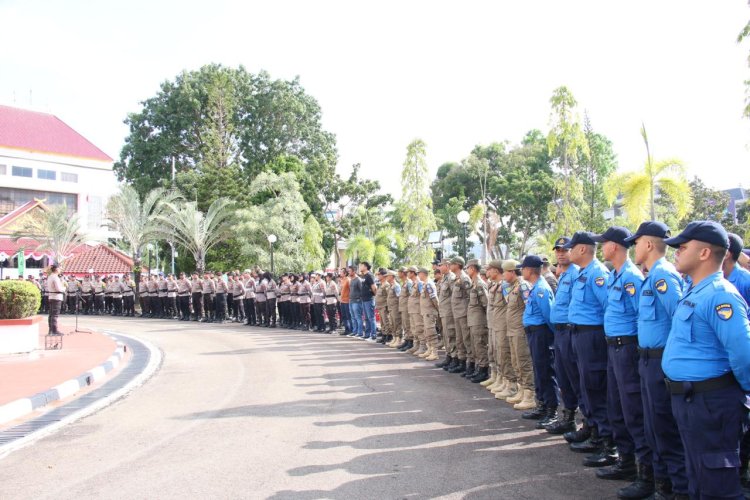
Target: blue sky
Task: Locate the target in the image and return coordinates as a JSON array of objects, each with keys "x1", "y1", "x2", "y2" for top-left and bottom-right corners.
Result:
[{"x1": 2, "y1": 0, "x2": 749, "y2": 198}]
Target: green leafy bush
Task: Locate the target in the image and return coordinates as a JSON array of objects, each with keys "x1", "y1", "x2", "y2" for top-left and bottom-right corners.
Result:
[{"x1": 0, "y1": 281, "x2": 41, "y2": 320}]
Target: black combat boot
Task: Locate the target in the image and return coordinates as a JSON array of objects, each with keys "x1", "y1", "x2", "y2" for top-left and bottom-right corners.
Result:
[
  {"x1": 564, "y1": 419, "x2": 592, "y2": 443},
  {"x1": 462, "y1": 362, "x2": 476, "y2": 378},
  {"x1": 521, "y1": 401, "x2": 546, "y2": 420},
  {"x1": 398, "y1": 340, "x2": 413, "y2": 352},
  {"x1": 595, "y1": 452, "x2": 636, "y2": 479},
  {"x1": 448, "y1": 359, "x2": 467, "y2": 374},
  {"x1": 445, "y1": 357, "x2": 460, "y2": 372},
  {"x1": 535, "y1": 406, "x2": 558, "y2": 430},
  {"x1": 470, "y1": 366, "x2": 489, "y2": 383},
  {"x1": 616, "y1": 462, "x2": 654, "y2": 498},
  {"x1": 583, "y1": 437, "x2": 619, "y2": 468},
  {"x1": 435, "y1": 355, "x2": 452, "y2": 369},
  {"x1": 570, "y1": 426, "x2": 601, "y2": 453},
  {"x1": 650, "y1": 478, "x2": 672, "y2": 500},
  {"x1": 546, "y1": 408, "x2": 576, "y2": 434}
]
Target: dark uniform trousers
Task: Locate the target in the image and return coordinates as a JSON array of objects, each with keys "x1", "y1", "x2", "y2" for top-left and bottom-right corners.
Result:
[
  {"x1": 179, "y1": 294, "x2": 191, "y2": 319},
  {"x1": 554, "y1": 324, "x2": 584, "y2": 412},
  {"x1": 215, "y1": 293, "x2": 227, "y2": 321},
  {"x1": 313, "y1": 303, "x2": 325, "y2": 330},
  {"x1": 234, "y1": 297, "x2": 244, "y2": 321},
  {"x1": 671, "y1": 384, "x2": 748, "y2": 499},
  {"x1": 266, "y1": 298, "x2": 276, "y2": 326},
  {"x1": 94, "y1": 293, "x2": 104, "y2": 314},
  {"x1": 192, "y1": 292, "x2": 203, "y2": 319},
  {"x1": 139, "y1": 295, "x2": 147, "y2": 315},
  {"x1": 570, "y1": 325, "x2": 611, "y2": 438},
  {"x1": 244, "y1": 298, "x2": 255, "y2": 324},
  {"x1": 203, "y1": 293, "x2": 214, "y2": 320},
  {"x1": 256, "y1": 300, "x2": 267, "y2": 326},
  {"x1": 638, "y1": 351, "x2": 687, "y2": 493},
  {"x1": 525, "y1": 324, "x2": 558, "y2": 409},
  {"x1": 81, "y1": 293, "x2": 91, "y2": 314},
  {"x1": 326, "y1": 303, "x2": 337, "y2": 330},
  {"x1": 301, "y1": 303, "x2": 311, "y2": 328},
  {"x1": 48, "y1": 299, "x2": 62, "y2": 334},
  {"x1": 606, "y1": 339, "x2": 651, "y2": 464},
  {"x1": 227, "y1": 294, "x2": 235, "y2": 317},
  {"x1": 124, "y1": 295, "x2": 135, "y2": 315},
  {"x1": 67, "y1": 293, "x2": 77, "y2": 314}
]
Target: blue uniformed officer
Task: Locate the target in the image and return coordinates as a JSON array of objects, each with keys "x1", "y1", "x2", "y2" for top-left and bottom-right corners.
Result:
[
  {"x1": 547, "y1": 237, "x2": 585, "y2": 436},
  {"x1": 724, "y1": 233, "x2": 750, "y2": 306},
  {"x1": 520, "y1": 255, "x2": 558, "y2": 428},
  {"x1": 628, "y1": 221, "x2": 688, "y2": 499},
  {"x1": 563, "y1": 231, "x2": 616, "y2": 468},
  {"x1": 663, "y1": 220, "x2": 750, "y2": 499},
  {"x1": 592, "y1": 226, "x2": 653, "y2": 498}
]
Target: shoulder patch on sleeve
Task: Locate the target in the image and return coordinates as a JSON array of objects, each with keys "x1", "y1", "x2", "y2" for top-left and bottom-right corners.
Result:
[
  {"x1": 716, "y1": 303, "x2": 733, "y2": 321},
  {"x1": 655, "y1": 279, "x2": 668, "y2": 294},
  {"x1": 624, "y1": 282, "x2": 636, "y2": 296},
  {"x1": 594, "y1": 276, "x2": 605, "y2": 287},
  {"x1": 537, "y1": 291, "x2": 545, "y2": 298}
]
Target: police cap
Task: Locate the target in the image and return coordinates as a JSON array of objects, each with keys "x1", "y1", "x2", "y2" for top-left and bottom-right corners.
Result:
[
  {"x1": 728, "y1": 233, "x2": 744, "y2": 260},
  {"x1": 664, "y1": 221, "x2": 729, "y2": 249},
  {"x1": 624, "y1": 221, "x2": 671, "y2": 243},
  {"x1": 591, "y1": 226, "x2": 634, "y2": 248},
  {"x1": 520, "y1": 255, "x2": 544, "y2": 268},
  {"x1": 552, "y1": 237, "x2": 571, "y2": 250},
  {"x1": 563, "y1": 231, "x2": 598, "y2": 249}
]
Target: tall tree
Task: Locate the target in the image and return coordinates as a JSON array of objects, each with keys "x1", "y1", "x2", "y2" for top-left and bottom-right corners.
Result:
[
  {"x1": 400, "y1": 139, "x2": 437, "y2": 265},
  {"x1": 114, "y1": 64, "x2": 337, "y2": 219},
  {"x1": 580, "y1": 114, "x2": 618, "y2": 233},
  {"x1": 606, "y1": 125, "x2": 692, "y2": 228},
  {"x1": 106, "y1": 185, "x2": 181, "y2": 288},
  {"x1": 12, "y1": 205, "x2": 89, "y2": 266},
  {"x1": 236, "y1": 172, "x2": 311, "y2": 272},
  {"x1": 151, "y1": 198, "x2": 236, "y2": 274},
  {"x1": 300, "y1": 215, "x2": 326, "y2": 270},
  {"x1": 547, "y1": 86, "x2": 590, "y2": 235}
]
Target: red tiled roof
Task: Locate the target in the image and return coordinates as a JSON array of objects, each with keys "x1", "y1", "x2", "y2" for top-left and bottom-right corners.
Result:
[
  {"x1": 62, "y1": 244, "x2": 139, "y2": 276},
  {"x1": 0, "y1": 238, "x2": 90, "y2": 261},
  {"x1": 0, "y1": 105, "x2": 113, "y2": 162}
]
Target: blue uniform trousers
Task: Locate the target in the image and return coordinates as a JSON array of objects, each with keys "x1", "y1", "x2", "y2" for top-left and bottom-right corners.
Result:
[
  {"x1": 525, "y1": 325, "x2": 558, "y2": 408},
  {"x1": 606, "y1": 341, "x2": 651, "y2": 464},
  {"x1": 671, "y1": 384, "x2": 748, "y2": 499},
  {"x1": 571, "y1": 326, "x2": 611, "y2": 437},
  {"x1": 638, "y1": 353, "x2": 687, "y2": 494},
  {"x1": 554, "y1": 324, "x2": 583, "y2": 412}
]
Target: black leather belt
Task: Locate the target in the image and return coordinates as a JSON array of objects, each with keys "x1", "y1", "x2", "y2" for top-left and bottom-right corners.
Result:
[
  {"x1": 553, "y1": 323, "x2": 571, "y2": 331},
  {"x1": 605, "y1": 335, "x2": 638, "y2": 346},
  {"x1": 571, "y1": 324, "x2": 604, "y2": 333},
  {"x1": 525, "y1": 324, "x2": 551, "y2": 333},
  {"x1": 638, "y1": 347, "x2": 664, "y2": 359},
  {"x1": 665, "y1": 372, "x2": 737, "y2": 395}
]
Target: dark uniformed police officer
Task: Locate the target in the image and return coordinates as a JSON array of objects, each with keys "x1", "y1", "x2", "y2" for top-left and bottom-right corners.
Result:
[
  {"x1": 547, "y1": 237, "x2": 584, "y2": 436},
  {"x1": 520, "y1": 255, "x2": 558, "y2": 428},
  {"x1": 563, "y1": 232, "x2": 615, "y2": 468},
  {"x1": 663, "y1": 221, "x2": 750, "y2": 499},
  {"x1": 629, "y1": 221, "x2": 688, "y2": 499},
  {"x1": 593, "y1": 226, "x2": 652, "y2": 497}
]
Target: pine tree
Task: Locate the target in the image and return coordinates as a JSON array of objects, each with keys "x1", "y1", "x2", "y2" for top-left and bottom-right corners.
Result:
[{"x1": 400, "y1": 139, "x2": 437, "y2": 266}]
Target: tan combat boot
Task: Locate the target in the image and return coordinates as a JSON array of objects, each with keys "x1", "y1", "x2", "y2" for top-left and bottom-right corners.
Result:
[
  {"x1": 414, "y1": 343, "x2": 428, "y2": 357},
  {"x1": 506, "y1": 384, "x2": 525, "y2": 404},
  {"x1": 492, "y1": 378, "x2": 509, "y2": 394},
  {"x1": 480, "y1": 370, "x2": 497, "y2": 387},
  {"x1": 513, "y1": 389, "x2": 537, "y2": 410},
  {"x1": 495, "y1": 381, "x2": 517, "y2": 399},
  {"x1": 418, "y1": 344, "x2": 431, "y2": 358},
  {"x1": 388, "y1": 336, "x2": 399, "y2": 347},
  {"x1": 395, "y1": 337, "x2": 406, "y2": 348},
  {"x1": 424, "y1": 346, "x2": 439, "y2": 361},
  {"x1": 489, "y1": 377, "x2": 506, "y2": 393},
  {"x1": 407, "y1": 340, "x2": 420, "y2": 354}
]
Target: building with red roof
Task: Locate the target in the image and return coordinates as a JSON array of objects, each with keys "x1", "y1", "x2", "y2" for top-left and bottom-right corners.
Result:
[
  {"x1": 0, "y1": 105, "x2": 120, "y2": 277},
  {"x1": 63, "y1": 244, "x2": 144, "y2": 277}
]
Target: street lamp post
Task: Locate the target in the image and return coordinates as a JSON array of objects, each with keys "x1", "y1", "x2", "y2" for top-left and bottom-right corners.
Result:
[
  {"x1": 267, "y1": 234, "x2": 277, "y2": 274},
  {"x1": 457, "y1": 210, "x2": 470, "y2": 261}
]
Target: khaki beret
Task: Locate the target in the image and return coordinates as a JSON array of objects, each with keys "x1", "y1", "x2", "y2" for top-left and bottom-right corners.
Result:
[
  {"x1": 487, "y1": 260, "x2": 504, "y2": 271},
  {"x1": 418, "y1": 267, "x2": 430, "y2": 274},
  {"x1": 399, "y1": 267, "x2": 408, "y2": 273},
  {"x1": 502, "y1": 259, "x2": 520, "y2": 271},
  {"x1": 388, "y1": 270, "x2": 397, "y2": 277},
  {"x1": 408, "y1": 266, "x2": 419, "y2": 273},
  {"x1": 450, "y1": 256, "x2": 465, "y2": 266},
  {"x1": 466, "y1": 258, "x2": 481, "y2": 269}
]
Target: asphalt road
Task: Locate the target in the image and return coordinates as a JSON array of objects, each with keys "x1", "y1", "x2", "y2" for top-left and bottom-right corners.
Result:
[{"x1": 0, "y1": 316, "x2": 620, "y2": 499}]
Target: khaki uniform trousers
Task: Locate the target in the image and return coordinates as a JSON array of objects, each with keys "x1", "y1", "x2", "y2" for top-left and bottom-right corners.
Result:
[
  {"x1": 410, "y1": 312, "x2": 424, "y2": 343},
  {"x1": 422, "y1": 314, "x2": 439, "y2": 347},
  {"x1": 389, "y1": 308, "x2": 402, "y2": 338},
  {"x1": 470, "y1": 325, "x2": 489, "y2": 368},
  {"x1": 496, "y1": 326, "x2": 515, "y2": 382},
  {"x1": 454, "y1": 315, "x2": 471, "y2": 362},
  {"x1": 441, "y1": 314, "x2": 457, "y2": 357},
  {"x1": 401, "y1": 308, "x2": 411, "y2": 340},
  {"x1": 508, "y1": 332, "x2": 534, "y2": 390}
]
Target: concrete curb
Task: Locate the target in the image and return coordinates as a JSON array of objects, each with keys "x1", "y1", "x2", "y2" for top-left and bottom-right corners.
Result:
[{"x1": 0, "y1": 335, "x2": 126, "y2": 426}]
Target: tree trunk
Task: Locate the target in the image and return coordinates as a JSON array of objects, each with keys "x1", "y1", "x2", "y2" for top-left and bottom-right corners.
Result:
[{"x1": 133, "y1": 252, "x2": 142, "y2": 307}]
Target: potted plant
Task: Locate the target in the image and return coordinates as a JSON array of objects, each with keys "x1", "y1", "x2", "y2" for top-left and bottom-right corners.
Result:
[{"x1": 0, "y1": 281, "x2": 42, "y2": 354}]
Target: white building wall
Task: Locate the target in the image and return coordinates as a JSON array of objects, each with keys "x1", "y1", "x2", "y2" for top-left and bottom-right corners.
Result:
[{"x1": 0, "y1": 146, "x2": 119, "y2": 241}]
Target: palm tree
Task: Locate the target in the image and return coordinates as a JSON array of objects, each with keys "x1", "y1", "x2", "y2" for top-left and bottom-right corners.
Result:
[
  {"x1": 12, "y1": 204, "x2": 89, "y2": 266},
  {"x1": 151, "y1": 198, "x2": 236, "y2": 274},
  {"x1": 606, "y1": 124, "x2": 692, "y2": 228},
  {"x1": 346, "y1": 228, "x2": 403, "y2": 269},
  {"x1": 106, "y1": 185, "x2": 181, "y2": 287}
]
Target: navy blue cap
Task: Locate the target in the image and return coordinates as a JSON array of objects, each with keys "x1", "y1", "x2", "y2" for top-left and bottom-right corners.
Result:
[
  {"x1": 664, "y1": 221, "x2": 730, "y2": 249},
  {"x1": 562, "y1": 231, "x2": 598, "y2": 249},
  {"x1": 728, "y1": 233, "x2": 744, "y2": 260},
  {"x1": 591, "y1": 226, "x2": 634, "y2": 248},
  {"x1": 552, "y1": 237, "x2": 571, "y2": 250},
  {"x1": 519, "y1": 255, "x2": 544, "y2": 268},
  {"x1": 623, "y1": 221, "x2": 671, "y2": 243}
]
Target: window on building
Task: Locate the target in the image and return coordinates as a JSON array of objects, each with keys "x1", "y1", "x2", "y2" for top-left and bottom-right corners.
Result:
[
  {"x1": 37, "y1": 169, "x2": 56, "y2": 180},
  {"x1": 0, "y1": 187, "x2": 77, "y2": 216},
  {"x1": 12, "y1": 166, "x2": 32, "y2": 178},
  {"x1": 61, "y1": 172, "x2": 78, "y2": 183},
  {"x1": 0, "y1": 164, "x2": 6, "y2": 175},
  {"x1": 88, "y1": 195, "x2": 103, "y2": 230}
]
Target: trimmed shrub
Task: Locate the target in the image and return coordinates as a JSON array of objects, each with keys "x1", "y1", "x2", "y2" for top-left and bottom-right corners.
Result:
[{"x1": 0, "y1": 281, "x2": 41, "y2": 320}]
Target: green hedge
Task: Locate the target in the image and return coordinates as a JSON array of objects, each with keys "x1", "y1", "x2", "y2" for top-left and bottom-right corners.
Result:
[{"x1": 0, "y1": 281, "x2": 41, "y2": 320}]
